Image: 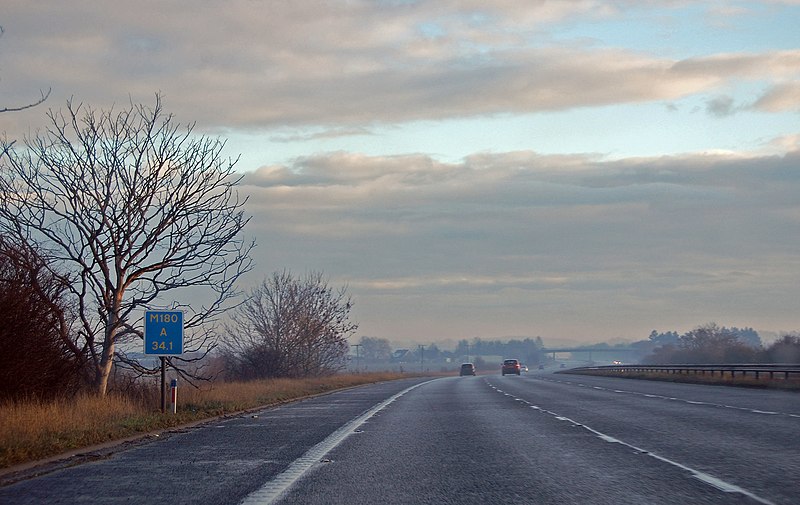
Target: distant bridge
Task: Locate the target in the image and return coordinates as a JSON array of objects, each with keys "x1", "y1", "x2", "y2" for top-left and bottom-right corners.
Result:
[{"x1": 541, "y1": 347, "x2": 638, "y2": 360}]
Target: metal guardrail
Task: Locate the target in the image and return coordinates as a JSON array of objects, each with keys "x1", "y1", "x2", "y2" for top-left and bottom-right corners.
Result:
[{"x1": 567, "y1": 363, "x2": 800, "y2": 380}]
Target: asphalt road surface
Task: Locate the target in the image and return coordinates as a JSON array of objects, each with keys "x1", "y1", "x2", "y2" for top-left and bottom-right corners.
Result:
[{"x1": 1, "y1": 372, "x2": 798, "y2": 504}]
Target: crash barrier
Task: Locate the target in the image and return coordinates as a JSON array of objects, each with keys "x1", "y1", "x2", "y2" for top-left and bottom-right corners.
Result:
[{"x1": 567, "y1": 363, "x2": 800, "y2": 381}]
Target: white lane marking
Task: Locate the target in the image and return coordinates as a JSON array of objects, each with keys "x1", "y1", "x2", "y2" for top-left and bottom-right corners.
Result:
[
  {"x1": 240, "y1": 379, "x2": 438, "y2": 505},
  {"x1": 538, "y1": 377, "x2": 800, "y2": 419},
  {"x1": 582, "y1": 426, "x2": 774, "y2": 502},
  {"x1": 485, "y1": 380, "x2": 777, "y2": 505}
]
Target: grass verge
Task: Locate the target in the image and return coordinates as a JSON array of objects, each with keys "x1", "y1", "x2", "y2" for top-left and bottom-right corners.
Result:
[{"x1": 0, "y1": 372, "x2": 413, "y2": 470}]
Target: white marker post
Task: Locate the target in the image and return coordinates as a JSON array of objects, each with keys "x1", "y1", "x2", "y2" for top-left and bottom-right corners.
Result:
[{"x1": 170, "y1": 378, "x2": 178, "y2": 414}]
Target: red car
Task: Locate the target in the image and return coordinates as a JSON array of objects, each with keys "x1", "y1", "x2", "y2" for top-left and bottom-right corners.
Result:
[{"x1": 501, "y1": 359, "x2": 521, "y2": 376}]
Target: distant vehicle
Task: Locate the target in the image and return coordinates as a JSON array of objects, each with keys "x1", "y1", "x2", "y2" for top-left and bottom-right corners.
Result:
[
  {"x1": 520, "y1": 365, "x2": 529, "y2": 372},
  {"x1": 459, "y1": 363, "x2": 476, "y2": 376},
  {"x1": 501, "y1": 359, "x2": 521, "y2": 376},
  {"x1": 612, "y1": 360, "x2": 622, "y2": 365},
  {"x1": 538, "y1": 364, "x2": 544, "y2": 370},
  {"x1": 560, "y1": 363, "x2": 566, "y2": 368}
]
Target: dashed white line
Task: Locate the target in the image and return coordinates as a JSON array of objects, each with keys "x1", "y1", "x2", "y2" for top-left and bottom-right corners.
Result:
[
  {"x1": 485, "y1": 379, "x2": 778, "y2": 505},
  {"x1": 538, "y1": 377, "x2": 799, "y2": 419}
]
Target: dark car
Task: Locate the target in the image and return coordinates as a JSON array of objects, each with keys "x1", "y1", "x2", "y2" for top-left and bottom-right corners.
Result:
[
  {"x1": 459, "y1": 363, "x2": 476, "y2": 376},
  {"x1": 501, "y1": 359, "x2": 521, "y2": 376}
]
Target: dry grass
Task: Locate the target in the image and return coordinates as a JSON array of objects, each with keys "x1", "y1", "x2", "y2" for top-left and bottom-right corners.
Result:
[
  {"x1": 0, "y1": 394, "x2": 146, "y2": 469},
  {"x1": 0, "y1": 372, "x2": 410, "y2": 470}
]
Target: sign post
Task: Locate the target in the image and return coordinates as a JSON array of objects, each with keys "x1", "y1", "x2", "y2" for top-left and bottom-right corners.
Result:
[{"x1": 144, "y1": 311, "x2": 184, "y2": 413}]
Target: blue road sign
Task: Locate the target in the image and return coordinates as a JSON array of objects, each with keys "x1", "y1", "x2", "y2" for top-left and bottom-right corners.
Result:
[{"x1": 144, "y1": 310, "x2": 184, "y2": 355}]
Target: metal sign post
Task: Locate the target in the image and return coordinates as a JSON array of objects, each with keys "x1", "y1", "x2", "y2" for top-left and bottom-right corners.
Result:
[
  {"x1": 144, "y1": 311, "x2": 184, "y2": 413},
  {"x1": 160, "y1": 357, "x2": 166, "y2": 413}
]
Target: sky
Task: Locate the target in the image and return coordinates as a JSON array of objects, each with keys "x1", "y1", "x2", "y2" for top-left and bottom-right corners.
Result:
[{"x1": 1, "y1": 1, "x2": 799, "y2": 348}]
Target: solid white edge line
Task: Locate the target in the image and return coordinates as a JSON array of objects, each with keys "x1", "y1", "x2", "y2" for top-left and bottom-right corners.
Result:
[{"x1": 239, "y1": 378, "x2": 438, "y2": 505}]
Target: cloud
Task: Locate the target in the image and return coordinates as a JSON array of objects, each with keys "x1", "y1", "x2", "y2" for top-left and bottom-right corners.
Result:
[
  {"x1": 752, "y1": 82, "x2": 800, "y2": 112},
  {"x1": 237, "y1": 146, "x2": 800, "y2": 339},
  {"x1": 3, "y1": 1, "x2": 798, "y2": 133},
  {"x1": 3, "y1": 0, "x2": 798, "y2": 340},
  {"x1": 270, "y1": 127, "x2": 375, "y2": 143},
  {"x1": 242, "y1": 147, "x2": 800, "y2": 268},
  {"x1": 766, "y1": 134, "x2": 800, "y2": 151},
  {"x1": 706, "y1": 95, "x2": 737, "y2": 117}
]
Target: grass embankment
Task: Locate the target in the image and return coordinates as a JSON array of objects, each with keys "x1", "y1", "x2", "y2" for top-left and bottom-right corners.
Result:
[
  {"x1": 562, "y1": 369, "x2": 800, "y2": 390},
  {"x1": 0, "y1": 372, "x2": 410, "y2": 470}
]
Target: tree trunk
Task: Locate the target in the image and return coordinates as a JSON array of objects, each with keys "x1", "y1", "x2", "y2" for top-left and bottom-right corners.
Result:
[
  {"x1": 93, "y1": 349, "x2": 114, "y2": 396},
  {"x1": 93, "y1": 310, "x2": 119, "y2": 396}
]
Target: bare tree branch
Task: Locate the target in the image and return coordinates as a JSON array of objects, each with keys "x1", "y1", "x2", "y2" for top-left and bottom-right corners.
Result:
[
  {"x1": 0, "y1": 87, "x2": 51, "y2": 113},
  {"x1": 0, "y1": 26, "x2": 51, "y2": 113}
]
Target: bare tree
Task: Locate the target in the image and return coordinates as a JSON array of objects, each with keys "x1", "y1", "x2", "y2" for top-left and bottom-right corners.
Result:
[
  {"x1": 359, "y1": 336, "x2": 392, "y2": 361},
  {"x1": 224, "y1": 270, "x2": 356, "y2": 379},
  {"x1": 0, "y1": 95, "x2": 254, "y2": 396}
]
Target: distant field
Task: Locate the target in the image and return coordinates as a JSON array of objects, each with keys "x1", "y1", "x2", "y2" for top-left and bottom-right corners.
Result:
[{"x1": 0, "y1": 372, "x2": 415, "y2": 470}]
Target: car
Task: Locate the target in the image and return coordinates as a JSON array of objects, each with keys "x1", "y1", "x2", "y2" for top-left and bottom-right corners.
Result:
[
  {"x1": 560, "y1": 363, "x2": 566, "y2": 368},
  {"x1": 501, "y1": 359, "x2": 521, "y2": 376},
  {"x1": 538, "y1": 364, "x2": 544, "y2": 370},
  {"x1": 612, "y1": 360, "x2": 622, "y2": 365},
  {"x1": 520, "y1": 365, "x2": 529, "y2": 372},
  {"x1": 459, "y1": 363, "x2": 476, "y2": 376}
]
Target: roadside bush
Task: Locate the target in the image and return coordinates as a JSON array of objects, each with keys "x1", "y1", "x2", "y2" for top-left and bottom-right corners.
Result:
[{"x1": 0, "y1": 238, "x2": 85, "y2": 400}]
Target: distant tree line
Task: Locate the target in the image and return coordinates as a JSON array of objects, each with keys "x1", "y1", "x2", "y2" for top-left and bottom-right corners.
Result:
[
  {"x1": 348, "y1": 335, "x2": 546, "y2": 371},
  {"x1": 352, "y1": 326, "x2": 798, "y2": 372},
  {"x1": 455, "y1": 337, "x2": 545, "y2": 366},
  {"x1": 639, "y1": 323, "x2": 800, "y2": 364}
]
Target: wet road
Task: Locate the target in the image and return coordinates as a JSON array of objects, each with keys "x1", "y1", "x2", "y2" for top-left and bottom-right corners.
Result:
[{"x1": 1, "y1": 373, "x2": 798, "y2": 504}]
